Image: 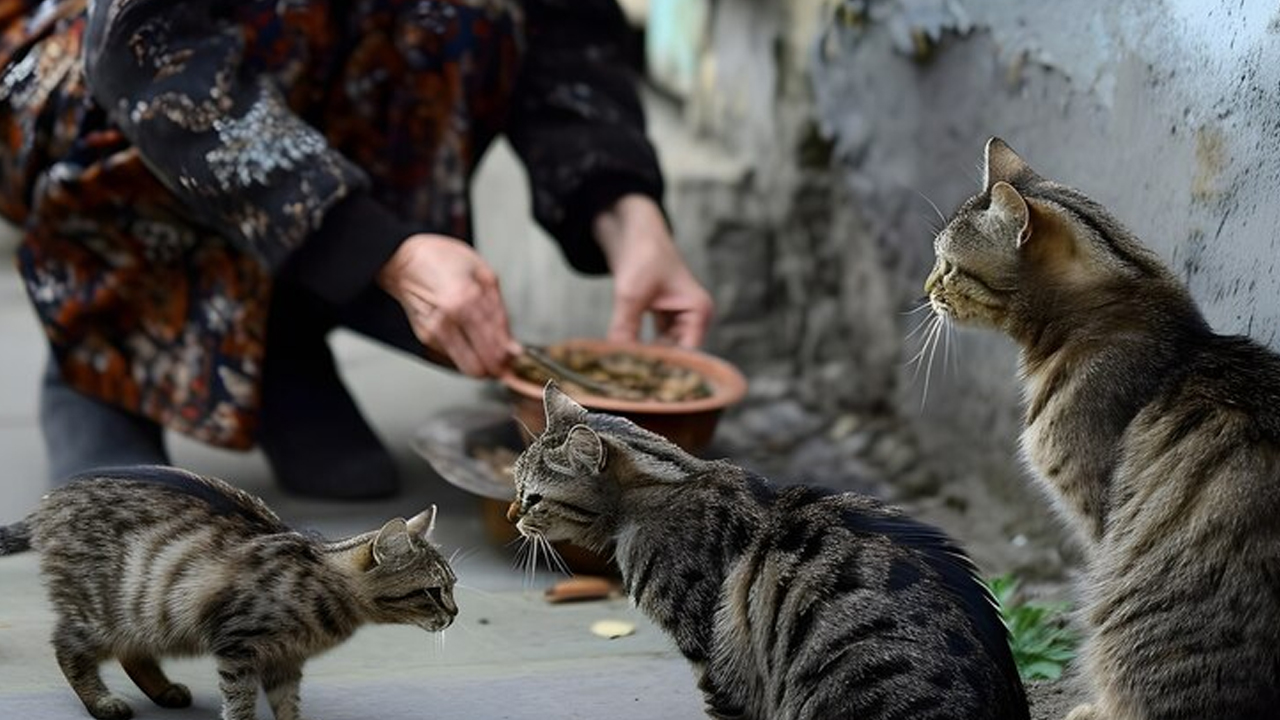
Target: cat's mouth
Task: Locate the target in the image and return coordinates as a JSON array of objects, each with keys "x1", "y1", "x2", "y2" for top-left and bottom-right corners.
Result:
[
  {"x1": 929, "y1": 292, "x2": 953, "y2": 317},
  {"x1": 930, "y1": 287, "x2": 1008, "y2": 327},
  {"x1": 420, "y1": 615, "x2": 455, "y2": 632}
]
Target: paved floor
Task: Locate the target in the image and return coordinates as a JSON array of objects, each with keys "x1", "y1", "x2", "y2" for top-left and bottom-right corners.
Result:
[
  {"x1": 0, "y1": 100, "x2": 725, "y2": 718},
  {"x1": 0, "y1": 271, "x2": 706, "y2": 720}
]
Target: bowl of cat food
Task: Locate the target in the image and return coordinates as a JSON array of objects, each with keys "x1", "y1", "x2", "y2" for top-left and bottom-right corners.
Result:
[
  {"x1": 500, "y1": 338, "x2": 748, "y2": 452},
  {"x1": 414, "y1": 340, "x2": 746, "y2": 576}
]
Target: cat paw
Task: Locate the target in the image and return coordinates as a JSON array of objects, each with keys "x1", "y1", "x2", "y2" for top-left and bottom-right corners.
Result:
[
  {"x1": 88, "y1": 695, "x2": 133, "y2": 720},
  {"x1": 1064, "y1": 703, "x2": 1100, "y2": 720},
  {"x1": 153, "y1": 683, "x2": 192, "y2": 708},
  {"x1": 705, "y1": 704, "x2": 747, "y2": 720}
]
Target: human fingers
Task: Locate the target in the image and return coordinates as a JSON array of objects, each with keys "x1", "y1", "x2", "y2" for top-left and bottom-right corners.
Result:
[
  {"x1": 420, "y1": 308, "x2": 488, "y2": 378},
  {"x1": 673, "y1": 293, "x2": 714, "y2": 348},
  {"x1": 607, "y1": 291, "x2": 647, "y2": 343},
  {"x1": 456, "y1": 271, "x2": 514, "y2": 375}
]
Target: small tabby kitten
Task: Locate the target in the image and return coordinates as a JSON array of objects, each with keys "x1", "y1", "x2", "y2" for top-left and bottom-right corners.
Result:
[
  {"x1": 509, "y1": 383, "x2": 1028, "y2": 720},
  {"x1": 926, "y1": 138, "x2": 1280, "y2": 719},
  {"x1": 0, "y1": 466, "x2": 458, "y2": 720}
]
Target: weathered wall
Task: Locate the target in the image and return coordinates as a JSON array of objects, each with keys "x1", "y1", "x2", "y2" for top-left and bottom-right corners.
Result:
[
  {"x1": 479, "y1": 0, "x2": 1280, "y2": 574},
  {"x1": 648, "y1": 0, "x2": 1280, "y2": 573},
  {"x1": 811, "y1": 0, "x2": 1280, "y2": 437}
]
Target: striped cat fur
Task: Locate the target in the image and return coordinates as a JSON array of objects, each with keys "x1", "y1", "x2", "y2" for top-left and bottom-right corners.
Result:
[
  {"x1": 925, "y1": 138, "x2": 1280, "y2": 719},
  {"x1": 0, "y1": 466, "x2": 457, "y2": 720},
  {"x1": 509, "y1": 383, "x2": 1028, "y2": 720}
]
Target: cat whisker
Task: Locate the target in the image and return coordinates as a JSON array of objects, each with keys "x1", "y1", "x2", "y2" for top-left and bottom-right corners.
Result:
[
  {"x1": 942, "y1": 316, "x2": 953, "y2": 377},
  {"x1": 454, "y1": 581, "x2": 495, "y2": 599},
  {"x1": 904, "y1": 311, "x2": 937, "y2": 342},
  {"x1": 524, "y1": 534, "x2": 541, "y2": 587},
  {"x1": 448, "y1": 546, "x2": 484, "y2": 569},
  {"x1": 905, "y1": 314, "x2": 941, "y2": 370},
  {"x1": 946, "y1": 318, "x2": 960, "y2": 376},
  {"x1": 902, "y1": 300, "x2": 933, "y2": 316},
  {"x1": 511, "y1": 536, "x2": 532, "y2": 574},
  {"x1": 513, "y1": 415, "x2": 537, "y2": 442},
  {"x1": 539, "y1": 535, "x2": 572, "y2": 577},
  {"x1": 920, "y1": 312, "x2": 945, "y2": 409},
  {"x1": 905, "y1": 313, "x2": 944, "y2": 409},
  {"x1": 913, "y1": 189, "x2": 948, "y2": 225}
]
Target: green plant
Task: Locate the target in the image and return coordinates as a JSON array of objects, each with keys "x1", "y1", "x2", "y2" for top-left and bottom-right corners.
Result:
[{"x1": 987, "y1": 574, "x2": 1079, "y2": 681}]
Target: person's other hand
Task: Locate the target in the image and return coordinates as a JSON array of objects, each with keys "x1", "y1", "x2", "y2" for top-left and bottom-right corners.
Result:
[
  {"x1": 595, "y1": 195, "x2": 714, "y2": 348},
  {"x1": 377, "y1": 233, "x2": 518, "y2": 377}
]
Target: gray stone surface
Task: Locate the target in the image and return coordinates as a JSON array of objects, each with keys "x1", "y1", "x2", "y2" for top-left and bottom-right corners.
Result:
[
  {"x1": 1, "y1": 553, "x2": 700, "y2": 720},
  {"x1": 0, "y1": 101, "x2": 716, "y2": 718}
]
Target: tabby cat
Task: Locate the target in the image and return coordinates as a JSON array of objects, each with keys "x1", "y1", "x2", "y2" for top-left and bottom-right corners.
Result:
[
  {"x1": 926, "y1": 138, "x2": 1280, "y2": 719},
  {"x1": 508, "y1": 383, "x2": 1028, "y2": 720},
  {"x1": 0, "y1": 466, "x2": 458, "y2": 720}
]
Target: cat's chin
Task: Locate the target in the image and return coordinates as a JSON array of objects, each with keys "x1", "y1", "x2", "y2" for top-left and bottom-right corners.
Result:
[
  {"x1": 515, "y1": 521, "x2": 574, "y2": 546},
  {"x1": 415, "y1": 617, "x2": 454, "y2": 632}
]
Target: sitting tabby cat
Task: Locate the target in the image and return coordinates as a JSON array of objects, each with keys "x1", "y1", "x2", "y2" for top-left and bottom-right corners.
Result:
[
  {"x1": 926, "y1": 138, "x2": 1280, "y2": 719},
  {"x1": 509, "y1": 383, "x2": 1028, "y2": 720},
  {"x1": 0, "y1": 466, "x2": 458, "y2": 720}
]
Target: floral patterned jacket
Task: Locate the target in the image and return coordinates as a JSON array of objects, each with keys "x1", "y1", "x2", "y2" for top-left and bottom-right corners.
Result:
[{"x1": 0, "y1": 0, "x2": 664, "y2": 448}]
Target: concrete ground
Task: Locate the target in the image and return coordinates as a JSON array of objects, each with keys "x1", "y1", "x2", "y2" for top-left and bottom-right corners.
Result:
[{"x1": 0, "y1": 99, "x2": 721, "y2": 718}]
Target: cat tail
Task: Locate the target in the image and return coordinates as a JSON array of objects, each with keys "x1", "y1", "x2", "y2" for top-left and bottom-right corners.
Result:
[{"x1": 0, "y1": 520, "x2": 32, "y2": 555}]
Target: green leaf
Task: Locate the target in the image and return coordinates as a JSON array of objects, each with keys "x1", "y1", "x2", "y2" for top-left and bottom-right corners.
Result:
[{"x1": 985, "y1": 574, "x2": 1079, "y2": 682}]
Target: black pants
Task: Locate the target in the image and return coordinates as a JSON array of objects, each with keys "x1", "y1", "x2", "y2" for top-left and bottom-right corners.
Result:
[{"x1": 41, "y1": 281, "x2": 433, "y2": 485}]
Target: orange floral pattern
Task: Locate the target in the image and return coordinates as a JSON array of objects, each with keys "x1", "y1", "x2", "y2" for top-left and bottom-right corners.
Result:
[{"x1": 0, "y1": 0, "x2": 663, "y2": 449}]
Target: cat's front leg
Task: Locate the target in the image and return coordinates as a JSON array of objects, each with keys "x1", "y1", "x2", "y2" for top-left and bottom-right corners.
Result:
[
  {"x1": 214, "y1": 656, "x2": 261, "y2": 720},
  {"x1": 262, "y1": 662, "x2": 306, "y2": 720}
]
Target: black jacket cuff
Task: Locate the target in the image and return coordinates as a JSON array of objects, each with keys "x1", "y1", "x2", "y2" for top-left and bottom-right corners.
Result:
[
  {"x1": 555, "y1": 172, "x2": 666, "y2": 275},
  {"x1": 280, "y1": 193, "x2": 416, "y2": 307}
]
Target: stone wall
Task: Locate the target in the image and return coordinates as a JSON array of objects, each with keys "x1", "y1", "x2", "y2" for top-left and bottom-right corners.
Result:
[{"x1": 644, "y1": 0, "x2": 1280, "y2": 574}]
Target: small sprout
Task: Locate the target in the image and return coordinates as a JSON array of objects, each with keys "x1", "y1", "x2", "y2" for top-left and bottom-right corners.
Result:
[{"x1": 987, "y1": 574, "x2": 1079, "y2": 681}]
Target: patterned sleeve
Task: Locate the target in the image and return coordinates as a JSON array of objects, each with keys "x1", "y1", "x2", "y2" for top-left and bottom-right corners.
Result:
[
  {"x1": 82, "y1": 0, "x2": 371, "y2": 272},
  {"x1": 505, "y1": 0, "x2": 667, "y2": 275}
]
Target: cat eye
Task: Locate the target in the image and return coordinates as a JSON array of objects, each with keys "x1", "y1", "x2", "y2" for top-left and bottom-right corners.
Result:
[
  {"x1": 525, "y1": 493, "x2": 542, "y2": 508},
  {"x1": 426, "y1": 586, "x2": 446, "y2": 606},
  {"x1": 378, "y1": 589, "x2": 424, "y2": 604}
]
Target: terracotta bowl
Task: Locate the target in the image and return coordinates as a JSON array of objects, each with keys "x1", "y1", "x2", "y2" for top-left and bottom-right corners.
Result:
[
  {"x1": 491, "y1": 339, "x2": 747, "y2": 575},
  {"x1": 499, "y1": 338, "x2": 749, "y2": 453}
]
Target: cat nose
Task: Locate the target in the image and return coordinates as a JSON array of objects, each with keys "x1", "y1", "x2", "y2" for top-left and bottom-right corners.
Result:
[
  {"x1": 924, "y1": 267, "x2": 942, "y2": 293},
  {"x1": 428, "y1": 587, "x2": 458, "y2": 616},
  {"x1": 507, "y1": 494, "x2": 541, "y2": 523},
  {"x1": 924, "y1": 260, "x2": 950, "y2": 293}
]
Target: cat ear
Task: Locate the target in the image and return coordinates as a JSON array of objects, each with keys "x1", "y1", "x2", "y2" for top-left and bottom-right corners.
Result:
[
  {"x1": 543, "y1": 381, "x2": 587, "y2": 430},
  {"x1": 543, "y1": 423, "x2": 607, "y2": 475},
  {"x1": 564, "y1": 424, "x2": 606, "y2": 473},
  {"x1": 983, "y1": 137, "x2": 1036, "y2": 189},
  {"x1": 989, "y1": 181, "x2": 1032, "y2": 246},
  {"x1": 372, "y1": 518, "x2": 414, "y2": 566},
  {"x1": 405, "y1": 505, "x2": 437, "y2": 543}
]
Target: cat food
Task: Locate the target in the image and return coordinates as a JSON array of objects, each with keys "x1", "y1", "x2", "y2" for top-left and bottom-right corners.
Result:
[
  {"x1": 544, "y1": 575, "x2": 619, "y2": 603},
  {"x1": 512, "y1": 346, "x2": 712, "y2": 402},
  {"x1": 589, "y1": 619, "x2": 636, "y2": 639}
]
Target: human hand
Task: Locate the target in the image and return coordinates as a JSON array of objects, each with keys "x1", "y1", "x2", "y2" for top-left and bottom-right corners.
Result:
[
  {"x1": 376, "y1": 234, "x2": 518, "y2": 377},
  {"x1": 594, "y1": 195, "x2": 714, "y2": 348}
]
